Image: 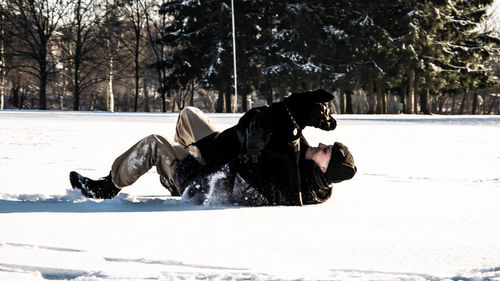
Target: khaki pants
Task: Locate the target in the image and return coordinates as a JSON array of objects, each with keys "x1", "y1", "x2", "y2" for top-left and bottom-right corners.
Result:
[{"x1": 110, "y1": 107, "x2": 217, "y2": 188}]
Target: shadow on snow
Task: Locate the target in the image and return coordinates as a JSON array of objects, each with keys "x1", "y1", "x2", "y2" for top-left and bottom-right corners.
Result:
[{"x1": 0, "y1": 193, "x2": 244, "y2": 213}]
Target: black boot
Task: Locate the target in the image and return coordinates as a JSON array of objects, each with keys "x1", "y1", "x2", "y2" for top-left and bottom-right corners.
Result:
[{"x1": 69, "y1": 171, "x2": 120, "y2": 199}]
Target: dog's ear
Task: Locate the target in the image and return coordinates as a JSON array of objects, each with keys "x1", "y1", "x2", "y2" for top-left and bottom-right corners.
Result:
[{"x1": 285, "y1": 89, "x2": 334, "y2": 104}]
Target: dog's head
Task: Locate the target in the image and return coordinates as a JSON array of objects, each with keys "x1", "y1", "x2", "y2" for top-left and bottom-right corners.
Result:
[{"x1": 284, "y1": 89, "x2": 337, "y2": 131}]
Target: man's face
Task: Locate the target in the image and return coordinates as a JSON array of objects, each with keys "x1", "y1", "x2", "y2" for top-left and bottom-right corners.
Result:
[{"x1": 305, "y1": 143, "x2": 332, "y2": 173}]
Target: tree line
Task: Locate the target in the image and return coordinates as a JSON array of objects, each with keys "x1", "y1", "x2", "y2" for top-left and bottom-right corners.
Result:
[
  {"x1": 1, "y1": 0, "x2": 170, "y2": 112},
  {"x1": 1, "y1": 0, "x2": 500, "y2": 114}
]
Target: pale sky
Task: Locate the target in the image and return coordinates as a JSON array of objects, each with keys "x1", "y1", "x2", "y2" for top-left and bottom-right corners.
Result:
[{"x1": 490, "y1": 0, "x2": 500, "y2": 29}]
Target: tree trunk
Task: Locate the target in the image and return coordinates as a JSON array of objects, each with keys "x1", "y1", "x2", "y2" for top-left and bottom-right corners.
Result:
[
  {"x1": 408, "y1": 67, "x2": 415, "y2": 114},
  {"x1": 107, "y1": 55, "x2": 115, "y2": 112},
  {"x1": 70, "y1": 39, "x2": 79, "y2": 111},
  {"x1": 481, "y1": 93, "x2": 487, "y2": 114},
  {"x1": 339, "y1": 91, "x2": 345, "y2": 114},
  {"x1": 0, "y1": 13, "x2": 5, "y2": 110},
  {"x1": 420, "y1": 89, "x2": 429, "y2": 114},
  {"x1": 471, "y1": 91, "x2": 479, "y2": 115},
  {"x1": 189, "y1": 81, "x2": 194, "y2": 107},
  {"x1": 160, "y1": 83, "x2": 166, "y2": 113},
  {"x1": 459, "y1": 92, "x2": 467, "y2": 114},
  {"x1": 401, "y1": 84, "x2": 407, "y2": 114},
  {"x1": 225, "y1": 87, "x2": 233, "y2": 113},
  {"x1": 376, "y1": 80, "x2": 384, "y2": 114},
  {"x1": 437, "y1": 94, "x2": 446, "y2": 114},
  {"x1": 133, "y1": 1, "x2": 141, "y2": 112},
  {"x1": 158, "y1": 69, "x2": 166, "y2": 112},
  {"x1": 451, "y1": 93, "x2": 456, "y2": 114},
  {"x1": 267, "y1": 81, "x2": 273, "y2": 105},
  {"x1": 216, "y1": 90, "x2": 224, "y2": 112},
  {"x1": 73, "y1": 49, "x2": 81, "y2": 111},
  {"x1": 367, "y1": 83, "x2": 376, "y2": 114},
  {"x1": 72, "y1": 0, "x2": 83, "y2": 111},
  {"x1": 413, "y1": 73, "x2": 419, "y2": 114},
  {"x1": 242, "y1": 91, "x2": 249, "y2": 112},
  {"x1": 383, "y1": 93, "x2": 388, "y2": 113},
  {"x1": 421, "y1": 75, "x2": 431, "y2": 114},
  {"x1": 143, "y1": 79, "x2": 150, "y2": 112},
  {"x1": 170, "y1": 90, "x2": 176, "y2": 112},
  {"x1": 134, "y1": 48, "x2": 140, "y2": 112},
  {"x1": 345, "y1": 90, "x2": 354, "y2": 114},
  {"x1": 241, "y1": 87, "x2": 251, "y2": 113},
  {"x1": 105, "y1": 0, "x2": 115, "y2": 112},
  {"x1": 59, "y1": 67, "x2": 66, "y2": 110},
  {"x1": 1, "y1": 68, "x2": 5, "y2": 110},
  {"x1": 39, "y1": 63, "x2": 48, "y2": 110},
  {"x1": 487, "y1": 93, "x2": 498, "y2": 114},
  {"x1": 38, "y1": 34, "x2": 49, "y2": 110}
]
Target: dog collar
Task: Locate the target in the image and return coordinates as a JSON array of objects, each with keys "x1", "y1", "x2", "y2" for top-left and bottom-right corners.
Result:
[{"x1": 285, "y1": 103, "x2": 301, "y2": 137}]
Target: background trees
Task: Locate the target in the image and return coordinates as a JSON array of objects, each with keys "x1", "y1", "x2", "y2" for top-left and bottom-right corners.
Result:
[
  {"x1": 1, "y1": 0, "x2": 66, "y2": 110},
  {"x1": 1, "y1": 0, "x2": 499, "y2": 114},
  {"x1": 59, "y1": 0, "x2": 105, "y2": 110}
]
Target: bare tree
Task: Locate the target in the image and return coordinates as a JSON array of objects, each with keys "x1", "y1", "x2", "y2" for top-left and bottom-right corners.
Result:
[
  {"x1": 1, "y1": 8, "x2": 6, "y2": 110},
  {"x1": 103, "y1": 0, "x2": 122, "y2": 112},
  {"x1": 58, "y1": 0, "x2": 107, "y2": 110},
  {"x1": 1, "y1": 0, "x2": 65, "y2": 110},
  {"x1": 143, "y1": 0, "x2": 169, "y2": 112},
  {"x1": 123, "y1": 0, "x2": 146, "y2": 112}
]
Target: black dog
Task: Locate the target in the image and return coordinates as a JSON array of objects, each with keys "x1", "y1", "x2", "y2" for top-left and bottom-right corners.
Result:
[
  {"x1": 247, "y1": 88, "x2": 336, "y2": 146},
  {"x1": 191, "y1": 89, "x2": 336, "y2": 167}
]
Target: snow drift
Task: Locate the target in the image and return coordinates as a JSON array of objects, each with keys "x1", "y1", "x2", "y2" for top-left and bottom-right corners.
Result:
[{"x1": 0, "y1": 111, "x2": 499, "y2": 281}]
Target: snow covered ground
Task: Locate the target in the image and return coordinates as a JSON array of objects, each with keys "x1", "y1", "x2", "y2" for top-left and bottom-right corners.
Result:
[{"x1": 0, "y1": 110, "x2": 499, "y2": 281}]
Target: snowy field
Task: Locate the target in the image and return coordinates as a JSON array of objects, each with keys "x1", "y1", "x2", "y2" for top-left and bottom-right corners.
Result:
[{"x1": 0, "y1": 110, "x2": 499, "y2": 281}]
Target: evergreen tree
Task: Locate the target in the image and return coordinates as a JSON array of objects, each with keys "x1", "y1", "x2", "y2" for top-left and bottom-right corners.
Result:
[
  {"x1": 258, "y1": 3, "x2": 324, "y2": 98},
  {"x1": 440, "y1": 0, "x2": 497, "y2": 114},
  {"x1": 160, "y1": 0, "x2": 235, "y2": 112},
  {"x1": 390, "y1": 0, "x2": 497, "y2": 114},
  {"x1": 156, "y1": 0, "x2": 498, "y2": 114}
]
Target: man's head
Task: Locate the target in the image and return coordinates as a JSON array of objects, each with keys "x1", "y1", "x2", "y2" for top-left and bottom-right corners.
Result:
[
  {"x1": 305, "y1": 142, "x2": 357, "y2": 184},
  {"x1": 305, "y1": 143, "x2": 332, "y2": 173},
  {"x1": 284, "y1": 89, "x2": 337, "y2": 131}
]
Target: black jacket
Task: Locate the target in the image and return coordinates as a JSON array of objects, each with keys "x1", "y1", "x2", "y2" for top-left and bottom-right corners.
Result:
[{"x1": 184, "y1": 105, "x2": 333, "y2": 206}]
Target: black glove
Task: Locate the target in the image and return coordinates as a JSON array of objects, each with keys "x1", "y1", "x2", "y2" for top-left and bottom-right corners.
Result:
[{"x1": 246, "y1": 119, "x2": 272, "y2": 154}]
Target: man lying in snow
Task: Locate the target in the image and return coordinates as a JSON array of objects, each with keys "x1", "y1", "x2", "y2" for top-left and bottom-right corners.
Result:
[{"x1": 70, "y1": 89, "x2": 357, "y2": 206}]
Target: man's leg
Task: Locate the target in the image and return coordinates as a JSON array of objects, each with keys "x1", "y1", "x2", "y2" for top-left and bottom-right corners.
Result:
[
  {"x1": 71, "y1": 108, "x2": 216, "y2": 198},
  {"x1": 111, "y1": 134, "x2": 188, "y2": 190},
  {"x1": 111, "y1": 107, "x2": 216, "y2": 193},
  {"x1": 174, "y1": 106, "x2": 218, "y2": 160},
  {"x1": 71, "y1": 134, "x2": 188, "y2": 198}
]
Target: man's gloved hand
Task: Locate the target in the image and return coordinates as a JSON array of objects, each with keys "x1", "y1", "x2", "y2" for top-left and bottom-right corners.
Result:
[
  {"x1": 246, "y1": 119, "x2": 271, "y2": 154},
  {"x1": 238, "y1": 118, "x2": 270, "y2": 186}
]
